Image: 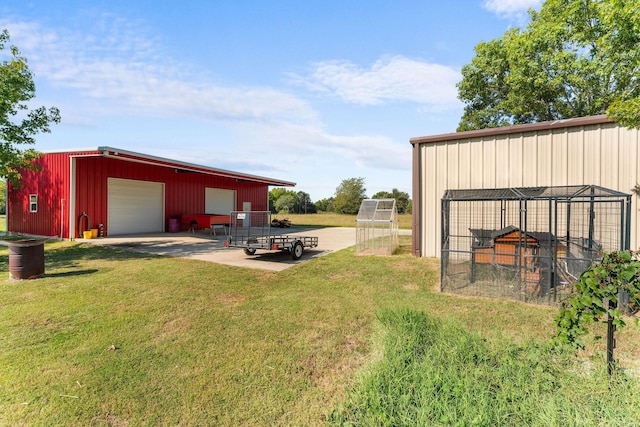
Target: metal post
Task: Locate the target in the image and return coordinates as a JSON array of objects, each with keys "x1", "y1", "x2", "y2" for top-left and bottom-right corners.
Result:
[
  {"x1": 566, "y1": 202, "x2": 571, "y2": 256},
  {"x1": 441, "y1": 198, "x2": 448, "y2": 290},
  {"x1": 549, "y1": 198, "x2": 555, "y2": 304},
  {"x1": 607, "y1": 298, "x2": 616, "y2": 376},
  {"x1": 588, "y1": 187, "x2": 595, "y2": 251},
  {"x1": 624, "y1": 196, "x2": 631, "y2": 251},
  {"x1": 518, "y1": 198, "x2": 526, "y2": 299}
]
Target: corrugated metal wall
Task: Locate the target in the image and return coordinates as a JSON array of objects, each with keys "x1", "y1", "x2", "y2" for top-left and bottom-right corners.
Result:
[
  {"x1": 9, "y1": 153, "x2": 72, "y2": 238},
  {"x1": 9, "y1": 153, "x2": 270, "y2": 238},
  {"x1": 414, "y1": 118, "x2": 640, "y2": 258},
  {"x1": 75, "y1": 157, "x2": 269, "y2": 237}
]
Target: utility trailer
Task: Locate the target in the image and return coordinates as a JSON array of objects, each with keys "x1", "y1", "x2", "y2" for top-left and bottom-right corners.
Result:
[{"x1": 224, "y1": 211, "x2": 319, "y2": 259}]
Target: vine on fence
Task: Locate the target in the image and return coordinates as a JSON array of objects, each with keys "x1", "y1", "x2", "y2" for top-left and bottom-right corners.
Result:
[{"x1": 553, "y1": 250, "x2": 640, "y2": 351}]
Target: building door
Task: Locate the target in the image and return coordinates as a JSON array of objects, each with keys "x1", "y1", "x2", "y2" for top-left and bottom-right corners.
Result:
[{"x1": 108, "y1": 178, "x2": 164, "y2": 235}]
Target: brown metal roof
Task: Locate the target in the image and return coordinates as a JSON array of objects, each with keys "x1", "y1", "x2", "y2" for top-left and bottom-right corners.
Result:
[{"x1": 410, "y1": 114, "x2": 613, "y2": 145}]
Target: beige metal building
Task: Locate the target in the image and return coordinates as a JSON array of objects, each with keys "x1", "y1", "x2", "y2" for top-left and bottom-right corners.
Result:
[{"x1": 411, "y1": 115, "x2": 640, "y2": 257}]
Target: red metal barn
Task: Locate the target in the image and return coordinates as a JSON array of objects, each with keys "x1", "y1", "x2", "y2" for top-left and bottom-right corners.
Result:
[{"x1": 7, "y1": 147, "x2": 295, "y2": 239}]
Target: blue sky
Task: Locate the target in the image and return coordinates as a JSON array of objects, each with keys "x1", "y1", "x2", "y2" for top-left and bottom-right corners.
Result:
[{"x1": 1, "y1": 0, "x2": 541, "y2": 201}]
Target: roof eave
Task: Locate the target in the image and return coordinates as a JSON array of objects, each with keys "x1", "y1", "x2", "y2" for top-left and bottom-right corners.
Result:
[
  {"x1": 44, "y1": 146, "x2": 296, "y2": 187},
  {"x1": 410, "y1": 114, "x2": 613, "y2": 145}
]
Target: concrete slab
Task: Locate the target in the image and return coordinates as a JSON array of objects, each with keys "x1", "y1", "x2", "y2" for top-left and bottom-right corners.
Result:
[{"x1": 81, "y1": 226, "x2": 359, "y2": 271}]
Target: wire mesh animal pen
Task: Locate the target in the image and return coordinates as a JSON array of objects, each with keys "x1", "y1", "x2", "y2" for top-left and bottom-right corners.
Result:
[
  {"x1": 441, "y1": 185, "x2": 631, "y2": 305},
  {"x1": 356, "y1": 199, "x2": 399, "y2": 255}
]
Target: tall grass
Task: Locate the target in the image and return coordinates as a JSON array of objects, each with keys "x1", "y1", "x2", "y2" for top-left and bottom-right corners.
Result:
[{"x1": 329, "y1": 309, "x2": 640, "y2": 426}]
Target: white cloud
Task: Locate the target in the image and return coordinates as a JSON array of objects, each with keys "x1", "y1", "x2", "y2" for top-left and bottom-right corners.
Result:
[
  {"x1": 291, "y1": 55, "x2": 460, "y2": 109},
  {"x1": 0, "y1": 15, "x2": 412, "y2": 181},
  {"x1": 1, "y1": 19, "x2": 319, "y2": 125},
  {"x1": 225, "y1": 119, "x2": 410, "y2": 171},
  {"x1": 483, "y1": 0, "x2": 543, "y2": 20}
]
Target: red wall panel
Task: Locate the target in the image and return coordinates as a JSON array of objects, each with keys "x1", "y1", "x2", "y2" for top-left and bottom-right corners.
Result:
[
  {"x1": 10, "y1": 153, "x2": 273, "y2": 238},
  {"x1": 8, "y1": 153, "x2": 72, "y2": 237}
]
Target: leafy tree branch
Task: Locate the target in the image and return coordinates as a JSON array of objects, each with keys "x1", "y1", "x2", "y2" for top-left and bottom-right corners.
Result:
[
  {"x1": 0, "y1": 29, "x2": 60, "y2": 187},
  {"x1": 457, "y1": 0, "x2": 640, "y2": 131},
  {"x1": 553, "y1": 250, "x2": 640, "y2": 350}
]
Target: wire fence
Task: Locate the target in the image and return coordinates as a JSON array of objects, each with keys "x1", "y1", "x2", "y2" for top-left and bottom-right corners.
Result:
[{"x1": 441, "y1": 185, "x2": 631, "y2": 305}]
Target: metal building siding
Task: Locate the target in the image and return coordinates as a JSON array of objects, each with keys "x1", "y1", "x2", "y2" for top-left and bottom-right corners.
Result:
[
  {"x1": 414, "y1": 118, "x2": 640, "y2": 258},
  {"x1": 75, "y1": 157, "x2": 108, "y2": 234},
  {"x1": 73, "y1": 157, "x2": 270, "y2": 236},
  {"x1": 236, "y1": 184, "x2": 269, "y2": 211},
  {"x1": 8, "y1": 152, "x2": 73, "y2": 237}
]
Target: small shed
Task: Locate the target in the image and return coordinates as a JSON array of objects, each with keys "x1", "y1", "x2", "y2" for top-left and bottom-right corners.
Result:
[
  {"x1": 356, "y1": 199, "x2": 399, "y2": 256},
  {"x1": 471, "y1": 226, "x2": 541, "y2": 270},
  {"x1": 8, "y1": 147, "x2": 295, "y2": 239}
]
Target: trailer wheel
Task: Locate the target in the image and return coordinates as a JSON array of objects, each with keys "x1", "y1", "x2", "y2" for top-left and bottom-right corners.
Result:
[
  {"x1": 291, "y1": 241, "x2": 304, "y2": 260},
  {"x1": 244, "y1": 248, "x2": 257, "y2": 255}
]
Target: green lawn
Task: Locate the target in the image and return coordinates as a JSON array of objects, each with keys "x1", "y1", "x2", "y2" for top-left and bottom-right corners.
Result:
[{"x1": 1, "y1": 236, "x2": 639, "y2": 425}]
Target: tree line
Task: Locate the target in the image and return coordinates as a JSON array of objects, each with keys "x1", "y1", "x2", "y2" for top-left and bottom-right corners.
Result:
[{"x1": 269, "y1": 177, "x2": 411, "y2": 215}]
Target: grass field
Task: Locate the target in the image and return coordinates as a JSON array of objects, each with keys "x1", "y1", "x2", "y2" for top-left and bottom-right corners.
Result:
[
  {"x1": 274, "y1": 212, "x2": 413, "y2": 229},
  {"x1": 1, "y1": 231, "x2": 640, "y2": 425}
]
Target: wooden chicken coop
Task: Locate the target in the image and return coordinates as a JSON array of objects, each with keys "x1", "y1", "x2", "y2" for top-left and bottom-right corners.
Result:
[
  {"x1": 441, "y1": 185, "x2": 631, "y2": 305},
  {"x1": 470, "y1": 226, "x2": 541, "y2": 283}
]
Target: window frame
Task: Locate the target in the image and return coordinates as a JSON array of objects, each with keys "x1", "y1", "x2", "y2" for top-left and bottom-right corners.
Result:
[{"x1": 29, "y1": 194, "x2": 38, "y2": 213}]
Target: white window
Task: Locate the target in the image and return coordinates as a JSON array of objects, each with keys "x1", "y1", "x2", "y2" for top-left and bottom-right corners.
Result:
[{"x1": 29, "y1": 194, "x2": 38, "y2": 213}]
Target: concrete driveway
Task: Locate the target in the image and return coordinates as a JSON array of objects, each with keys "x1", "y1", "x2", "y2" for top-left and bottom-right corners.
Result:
[{"x1": 82, "y1": 226, "x2": 358, "y2": 271}]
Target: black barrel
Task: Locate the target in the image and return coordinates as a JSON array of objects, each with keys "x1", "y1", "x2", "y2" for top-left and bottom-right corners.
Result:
[{"x1": 9, "y1": 240, "x2": 45, "y2": 280}]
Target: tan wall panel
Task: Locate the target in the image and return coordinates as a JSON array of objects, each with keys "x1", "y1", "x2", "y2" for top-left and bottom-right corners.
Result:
[
  {"x1": 551, "y1": 130, "x2": 568, "y2": 185},
  {"x1": 423, "y1": 143, "x2": 440, "y2": 256},
  {"x1": 582, "y1": 126, "x2": 601, "y2": 184},
  {"x1": 600, "y1": 124, "x2": 619, "y2": 189},
  {"x1": 418, "y1": 121, "x2": 640, "y2": 257},
  {"x1": 508, "y1": 135, "x2": 523, "y2": 187},
  {"x1": 469, "y1": 139, "x2": 484, "y2": 187},
  {"x1": 447, "y1": 142, "x2": 460, "y2": 189},
  {"x1": 521, "y1": 134, "x2": 538, "y2": 185},
  {"x1": 566, "y1": 128, "x2": 585, "y2": 184},
  {"x1": 458, "y1": 140, "x2": 471, "y2": 189},
  {"x1": 495, "y1": 135, "x2": 510, "y2": 187},
  {"x1": 482, "y1": 138, "x2": 496, "y2": 188},
  {"x1": 537, "y1": 131, "x2": 552, "y2": 186}
]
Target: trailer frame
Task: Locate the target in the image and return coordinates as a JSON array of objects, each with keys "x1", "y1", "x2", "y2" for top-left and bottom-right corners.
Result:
[{"x1": 224, "y1": 211, "x2": 319, "y2": 259}]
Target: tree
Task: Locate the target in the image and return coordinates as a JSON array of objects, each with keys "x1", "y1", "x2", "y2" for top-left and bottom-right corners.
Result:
[
  {"x1": 295, "y1": 191, "x2": 315, "y2": 214},
  {"x1": 315, "y1": 197, "x2": 334, "y2": 213},
  {"x1": 371, "y1": 188, "x2": 411, "y2": 214},
  {"x1": 270, "y1": 188, "x2": 316, "y2": 214},
  {"x1": 274, "y1": 193, "x2": 296, "y2": 214},
  {"x1": 269, "y1": 187, "x2": 289, "y2": 212},
  {"x1": 457, "y1": 0, "x2": 640, "y2": 131},
  {"x1": 0, "y1": 179, "x2": 5, "y2": 214},
  {"x1": 333, "y1": 177, "x2": 366, "y2": 215},
  {"x1": 1, "y1": 30, "x2": 61, "y2": 187}
]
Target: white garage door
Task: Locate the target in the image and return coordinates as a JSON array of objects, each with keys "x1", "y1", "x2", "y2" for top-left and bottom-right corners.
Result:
[
  {"x1": 205, "y1": 188, "x2": 236, "y2": 215},
  {"x1": 108, "y1": 178, "x2": 164, "y2": 235}
]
